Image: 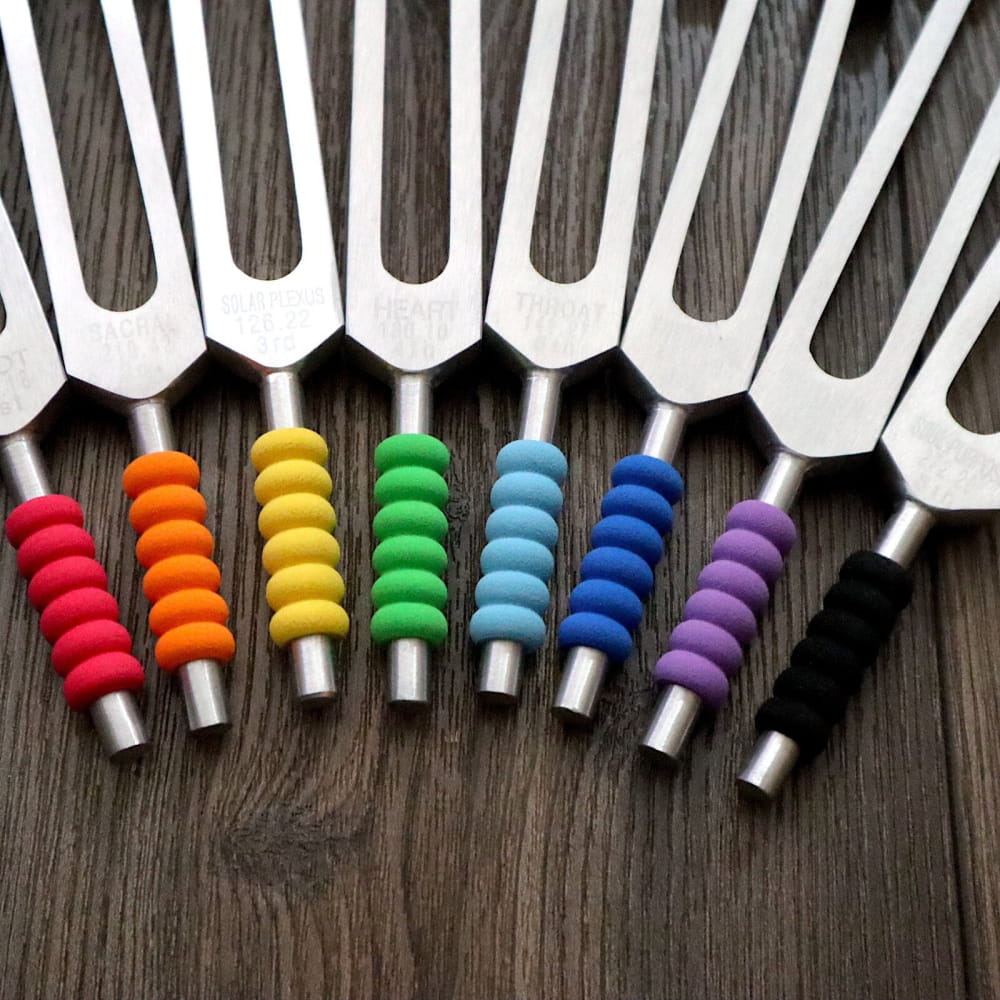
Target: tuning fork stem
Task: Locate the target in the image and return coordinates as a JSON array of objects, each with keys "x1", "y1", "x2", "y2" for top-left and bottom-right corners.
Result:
[
  {"x1": 553, "y1": 401, "x2": 688, "y2": 724},
  {"x1": 0, "y1": 433, "x2": 148, "y2": 760},
  {"x1": 255, "y1": 371, "x2": 341, "y2": 706},
  {"x1": 640, "y1": 448, "x2": 809, "y2": 762},
  {"x1": 124, "y1": 398, "x2": 229, "y2": 735},
  {"x1": 737, "y1": 498, "x2": 935, "y2": 799},
  {"x1": 478, "y1": 368, "x2": 563, "y2": 704},
  {"x1": 378, "y1": 373, "x2": 437, "y2": 710}
]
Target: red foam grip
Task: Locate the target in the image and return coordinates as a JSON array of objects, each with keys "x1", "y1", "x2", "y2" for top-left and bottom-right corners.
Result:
[
  {"x1": 39, "y1": 587, "x2": 119, "y2": 644},
  {"x1": 5, "y1": 495, "x2": 144, "y2": 711},
  {"x1": 28, "y1": 556, "x2": 108, "y2": 610},
  {"x1": 17, "y1": 524, "x2": 95, "y2": 578},
  {"x1": 52, "y1": 620, "x2": 133, "y2": 677},
  {"x1": 63, "y1": 652, "x2": 145, "y2": 712},
  {"x1": 5, "y1": 494, "x2": 83, "y2": 546}
]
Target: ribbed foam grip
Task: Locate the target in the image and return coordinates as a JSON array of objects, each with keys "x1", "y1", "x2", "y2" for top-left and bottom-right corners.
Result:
[
  {"x1": 654, "y1": 499, "x2": 797, "y2": 708},
  {"x1": 755, "y1": 549, "x2": 913, "y2": 759},
  {"x1": 250, "y1": 428, "x2": 349, "y2": 647},
  {"x1": 557, "y1": 455, "x2": 682, "y2": 662},
  {"x1": 469, "y1": 440, "x2": 567, "y2": 651},
  {"x1": 122, "y1": 452, "x2": 235, "y2": 673},
  {"x1": 4, "y1": 495, "x2": 145, "y2": 711},
  {"x1": 371, "y1": 434, "x2": 450, "y2": 645}
]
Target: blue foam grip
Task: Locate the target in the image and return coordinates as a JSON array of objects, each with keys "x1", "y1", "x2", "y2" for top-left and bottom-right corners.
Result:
[
  {"x1": 470, "y1": 440, "x2": 567, "y2": 651},
  {"x1": 559, "y1": 612, "x2": 633, "y2": 663},
  {"x1": 558, "y1": 454, "x2": 684, "y2": 662},
  {"x1": 580, "y1": 546, "x2": 654, "y2": 599},
  {"x1": 569, "y1": 579, "x2": 643, "y2": 631}
]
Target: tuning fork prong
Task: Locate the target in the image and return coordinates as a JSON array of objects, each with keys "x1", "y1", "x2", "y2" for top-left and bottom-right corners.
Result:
[
  {"x1": 1, "y1": 0, "x2": 235, "y2": 735},
  {"x1": 645, "y1": 0, "x2": 986, "y2": 766}
]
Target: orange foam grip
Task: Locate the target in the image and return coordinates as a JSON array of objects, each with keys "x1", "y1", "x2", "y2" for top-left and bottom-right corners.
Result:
[{"x1": 123, "y1": 452, "x2": 235, "y2": 673}]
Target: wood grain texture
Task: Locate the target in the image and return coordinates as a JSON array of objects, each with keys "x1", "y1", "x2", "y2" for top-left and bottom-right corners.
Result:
[{"x1": 0, "y1": 0, "x2": 996, "y2": 997}]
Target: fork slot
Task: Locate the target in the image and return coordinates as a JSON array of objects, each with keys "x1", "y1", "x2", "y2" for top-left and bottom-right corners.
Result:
[
  {"x1": 748, "y1": 0, "x2": 973, "y2": 458},
  {"x1": 0, "y1": 195, "x2": 64, "y2": 437},
  {"x1": 169, "y1": 0, "x2": 343, "y2": 376},
  {"x1": 883, "y1": 227, "x2": 1000, "y2": 517},
  {"x1": 346, "y1": 0, "x2": 482, "y2": 378},
  {"x1": 0, "y1": 0, "x2": 204, "y2": 406},
  {"x1": 485, "y1": 0, "x2": 662, "y2": 374},
  {"x1": 623, "y1": 0, "x2": 854, "y2": 410}
]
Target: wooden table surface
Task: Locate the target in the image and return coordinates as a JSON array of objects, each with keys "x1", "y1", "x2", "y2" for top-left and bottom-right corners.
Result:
[{"x1": 1, "y1": 1, "x2": 998, "y2": 997}]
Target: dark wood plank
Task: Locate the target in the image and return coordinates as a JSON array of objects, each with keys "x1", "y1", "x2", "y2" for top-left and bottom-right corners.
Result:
[{"x1": 0, "y1": 0, "x2": 993, "y2": 996}]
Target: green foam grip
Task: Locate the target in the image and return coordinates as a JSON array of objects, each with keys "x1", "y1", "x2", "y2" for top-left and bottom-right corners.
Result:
[{"x1": 371, "y1": 434, "x2": 450, "y2": 646}]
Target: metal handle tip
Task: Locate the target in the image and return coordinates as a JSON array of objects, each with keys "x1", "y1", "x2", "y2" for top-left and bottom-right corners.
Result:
[
  {"x1": 291, "y1": 634, "x2": 338, "y2": 706},
  {"x1": 639, "y1": 685, "x2": 702, "y2": 765},
  {"x1": 89, "y1": 690, "x2": 149, "y2": 762},
  {"x1": 552, "y1": 647, "x2": 609, "y2": 726},
  {"x1": 477, "y1": 640, "x2": 523, "y2": 705},
  {"x1": 736, "y1": 730, "x2": 800, "y2": 802},
  {"x1": 388, "y1": 638, "x2": 430, "y2": 710},
  {"x1": 178, "y1": 659, "x2": 230, "y2": 735}
]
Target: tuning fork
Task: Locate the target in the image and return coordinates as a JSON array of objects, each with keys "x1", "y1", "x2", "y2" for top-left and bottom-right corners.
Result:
[
  {"x1": 469, "y1": 0, "x2": 663, "y2": 704},
  {"x1": 168, "y1": 0, "x2": 348, "y2": 705},
  {"x1": 0, "y1": 195, "x2": 149, "y2": 760},
  {"x1": 347, "y1": 0, "x2": 482, "y2": 708},
  {"x1": 639, "y1": 0, "x2": 980, "y2": 763},
  {"x1": 1, "y1": 0, "x2": 236, "y2": 735},
  {"x1": 740, "y1": 201, "x2": 1000, "y2": 800},
  {"x1": 551, "y1": 0, "x2": 855, "y2": 724}
]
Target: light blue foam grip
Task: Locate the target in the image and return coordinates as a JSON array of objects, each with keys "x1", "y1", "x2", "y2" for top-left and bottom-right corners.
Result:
[
  {"x1": 558, "y1": 455, "x2": 683, "y2": 662},
  {"x1": 469, "y1": 440, "x2": 568, "y2": 651}
]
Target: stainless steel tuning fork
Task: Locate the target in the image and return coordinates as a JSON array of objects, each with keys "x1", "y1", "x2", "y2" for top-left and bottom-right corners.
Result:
[
  {"x1": 347, "y1": 0, "x2": 482, "y2": 708},
  {"x1": 0, "y1": 195, "x2": 148, "y2": 760},
  {"x1": 470, "y1": 0, "x2": 664, "y2": 704},
  {"x1": 1, "y1": 0, "x2": 236, "y2": 735},
  {"x1": 169, "y1": 0, "x2": 349, "y2": 706},
  {"x1": 552, "y1": 0, "x2": 855, "y2": 724},
  {"x1": 740, "y1": 198, "x2": 1000, "y2": 800},
  {"x1": 638, "y1": 0, "x2": 980, "y2": 764}
]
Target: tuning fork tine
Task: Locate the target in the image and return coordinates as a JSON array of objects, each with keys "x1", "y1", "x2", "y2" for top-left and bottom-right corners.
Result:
[
  {"x1": 640, "y1": 0, "x2": 980, "y2": 764},
  {"x1": 1, "y1": 0, "x2": 235, "y2": 735},
  {"x1": 347, "y1": 0, "x2": 482, "y2": 708},
  {"x1": 553, "y1": 0, "x2": 854, "y2": 724}
]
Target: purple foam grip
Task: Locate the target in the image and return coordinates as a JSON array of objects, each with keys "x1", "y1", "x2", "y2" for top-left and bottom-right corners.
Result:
[
  {"x1": 655, "y1": 498, "x2": 797, "y2": 710},
  {"x1": 683, "y1": 589, "x2": 757, "y2": 645},
  {"x1": 697, "y1": 559, "x2": 769, "y2": 616},
  {"x1": 654, "y1": 650, "x2": 729, "y2": 709},
  {"x1": 668, "y1": 620, "x2": 742, "y2": 676},
  {"x1": 726, "y1": 499, "x2": 797, "y2": 556},
  {"x1": 712, "y1": 529, "x2": 783, "y2": 584}
]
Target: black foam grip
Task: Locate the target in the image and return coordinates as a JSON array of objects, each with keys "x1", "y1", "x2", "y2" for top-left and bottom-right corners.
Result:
[
  {"x1": 807, "y1": 608, "x2": 882, "y2": 660},
  {"x1": 840, "y1": 551, "x2": 913, "y2": 609},
  {"x1": 755, "y1": 549, "x2": 913, "y2": 761},
  {"x1": 756, "y1": 696, "x2": 831, "y2": 760},
  {"x1": 823, "y1": 580, "x2": 897, "y2": 637},
  {"x1": 790, "y1": 635, "x2": 865, "y2": 694}
]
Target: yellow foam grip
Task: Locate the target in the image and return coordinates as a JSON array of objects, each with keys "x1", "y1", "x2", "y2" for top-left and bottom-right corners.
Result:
[{"x1": 251, "y1": 428, "x2": 349, "y2": 647}]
